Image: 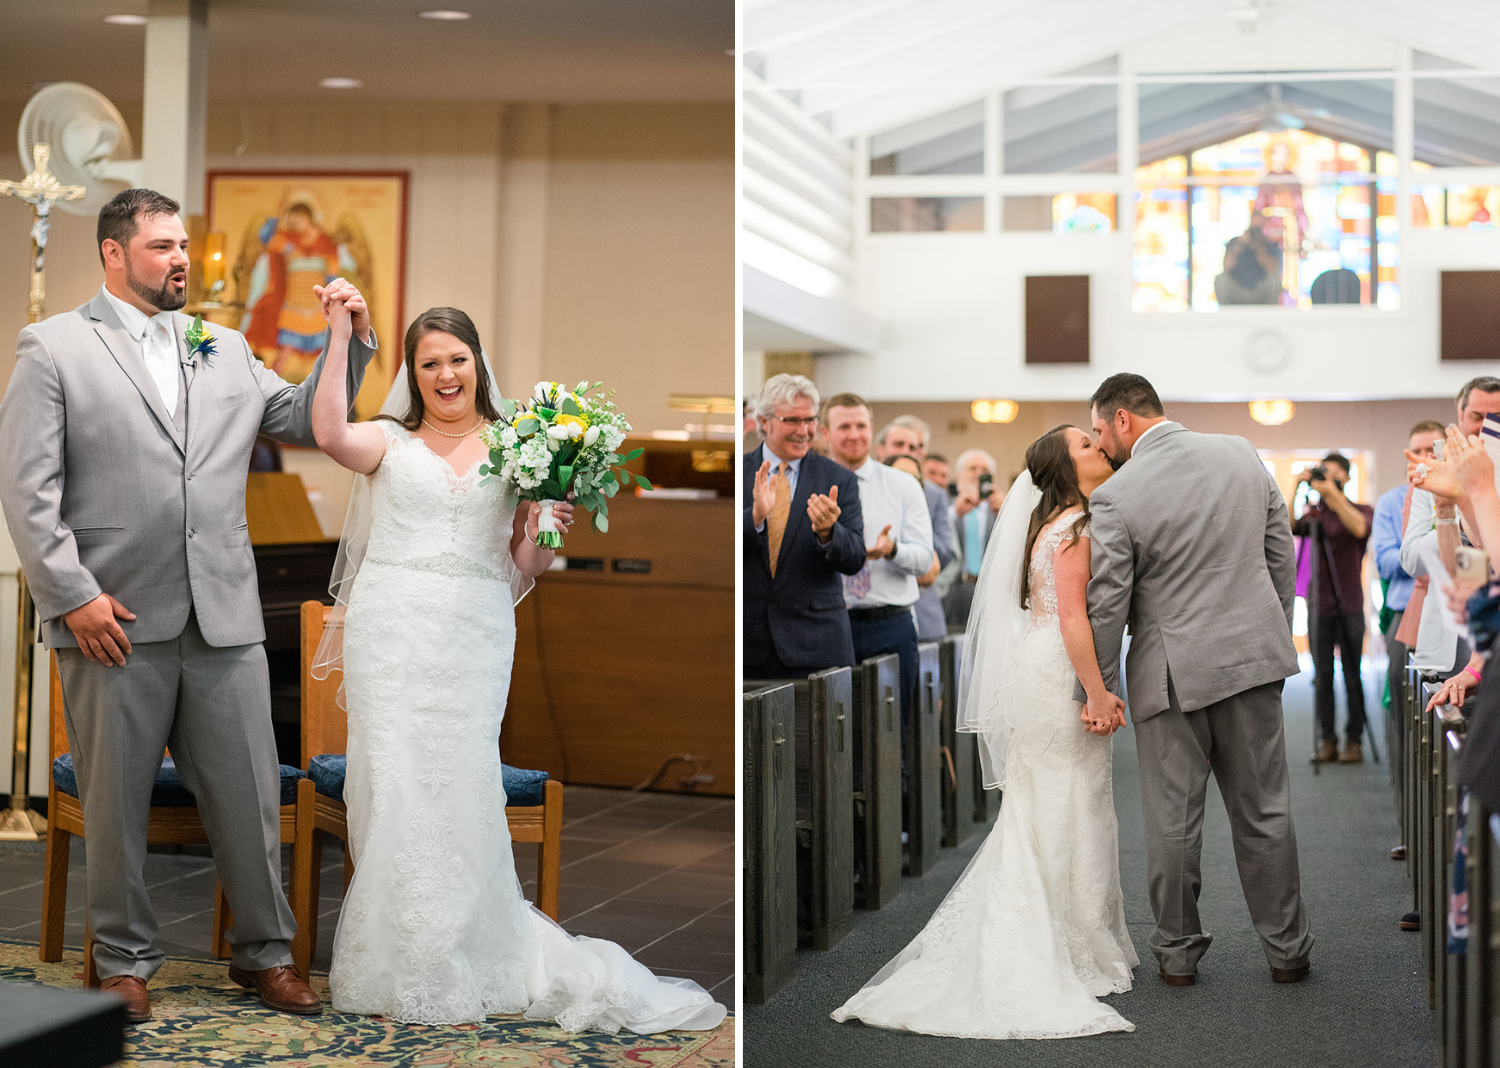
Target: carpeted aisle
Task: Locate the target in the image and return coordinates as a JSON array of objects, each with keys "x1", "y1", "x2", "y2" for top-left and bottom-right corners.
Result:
[
  {"x1": 744, "y1": 664, "x2": 1438, "y2": 1068},
  {"x1": 0, "y1": 943, "x2": 733, "y2": 1067}
]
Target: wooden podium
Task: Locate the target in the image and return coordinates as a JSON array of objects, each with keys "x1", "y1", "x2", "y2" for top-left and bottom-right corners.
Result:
[{"x1": 502, "y1": 438, "x2": 734, "y2": 795}]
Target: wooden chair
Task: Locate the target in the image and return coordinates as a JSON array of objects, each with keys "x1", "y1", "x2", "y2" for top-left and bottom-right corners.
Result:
[
  {"x1": 290, "y1": 601, "x2": 564, "y2": 979},
  {"x1": 41, "y1": 655, "x2": 308, "y2": 986}
]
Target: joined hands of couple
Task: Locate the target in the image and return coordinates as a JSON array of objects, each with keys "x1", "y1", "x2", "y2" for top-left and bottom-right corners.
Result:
[{"x1": 1082, "y1": 690, "x2": 1127, "y2": 737}]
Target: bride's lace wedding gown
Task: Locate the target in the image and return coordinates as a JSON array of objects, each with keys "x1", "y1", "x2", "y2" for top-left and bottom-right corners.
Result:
[
  {"x1": 832, "y1": 513, "x2": 1137, "y2": 1039},
  {"x1": 330, "y1": 422, "x2": 725, "y2": 1031}
]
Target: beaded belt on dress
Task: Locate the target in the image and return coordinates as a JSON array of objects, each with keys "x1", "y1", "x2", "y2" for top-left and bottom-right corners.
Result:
[{"x1": 364, "y1": 551, "x2": 507, "y2": 581}]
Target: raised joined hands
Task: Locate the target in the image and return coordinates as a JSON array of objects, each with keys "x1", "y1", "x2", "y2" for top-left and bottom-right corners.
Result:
[{"x1": 313, "y1": 278, "x2": 370, "y2": 342}]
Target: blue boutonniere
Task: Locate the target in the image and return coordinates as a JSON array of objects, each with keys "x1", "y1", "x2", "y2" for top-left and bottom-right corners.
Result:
[{"x1": 185, "y1": 314, "x2": 218, "y2": 360}]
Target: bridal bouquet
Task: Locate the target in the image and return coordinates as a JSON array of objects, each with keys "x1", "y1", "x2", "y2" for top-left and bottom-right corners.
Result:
[{"x1": 479, "y1": 380, "x2": 650, "y2": 548}]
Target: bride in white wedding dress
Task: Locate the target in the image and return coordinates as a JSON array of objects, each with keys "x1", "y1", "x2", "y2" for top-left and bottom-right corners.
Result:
[
  {"x1": 307, "y1": 285, "x2": 724, "y2": 1032},
  {"x1": 832, "y1": 424, "x2": 1139, "y2": 1039}
]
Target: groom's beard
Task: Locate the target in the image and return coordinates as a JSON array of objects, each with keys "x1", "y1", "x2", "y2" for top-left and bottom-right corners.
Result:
[
  {"x1": 126, "y1": 260, "x2": 188, "y2": 312},
  {"x1": 1104, "y1": 447, "x2": 1127, "y2": 471}
]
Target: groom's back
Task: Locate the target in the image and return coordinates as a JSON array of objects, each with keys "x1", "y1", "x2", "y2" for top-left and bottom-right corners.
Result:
[{"x1": 1103, "y1": 425, "x2": 1299, "y2": 715}]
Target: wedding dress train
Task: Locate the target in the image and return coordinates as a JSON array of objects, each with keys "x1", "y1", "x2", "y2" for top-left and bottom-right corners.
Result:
[
  {"x1": 832, "y1": 514, "x2": 1137, "y2": 1039},
  {"x1": 330, "y1": 422, "x2": 724, "y2": 1031}
]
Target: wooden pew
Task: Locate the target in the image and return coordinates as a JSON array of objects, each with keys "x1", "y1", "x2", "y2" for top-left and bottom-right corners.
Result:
[
  {"x1": 743, "y1": 683, "x2": 796, "y2": 1003},
  {"x1": 1439, "y1": 722, "x2": 1464, "y2": 1067},
  {"x1": 792, "y1": 667, "x2": 855, "y2": 950},
  {"x1": 851, "y1": 654, "x2": 902, "y2": 910},
  {"x1": 939, "y1": 636, "x2": 978, "y2": 848},
  {"x1": 906, "y1": 642, "x2": 943, "y2": 877},
  {"x1": 1469, "y1": 802, "x2": 1500, "y2": 1067}
]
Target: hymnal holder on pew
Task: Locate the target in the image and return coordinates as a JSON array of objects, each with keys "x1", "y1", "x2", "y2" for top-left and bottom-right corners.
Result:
[
  {"x1": 906, "y1": 642, "x2": 943, "y2": 878},
  {"x1": 851, "y1": 654, "x2": 902, "y2": 910}
]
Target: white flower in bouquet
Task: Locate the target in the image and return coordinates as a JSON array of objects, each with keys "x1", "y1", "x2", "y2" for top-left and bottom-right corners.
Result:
[{"x1": 479, "y1": 380, "x2": 650, "y2": 546}]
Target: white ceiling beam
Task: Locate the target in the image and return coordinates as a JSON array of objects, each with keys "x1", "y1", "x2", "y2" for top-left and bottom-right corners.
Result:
[
  {"x1": 814, "y1": 5, "x2": 1192, "y2": 138},
  {"x1": 792, "y1": 0, "x2": 1180, "y2": 124},
  {"x1": 1316, "y1": 0, "x2": 1500, "y2": 72},
  {"x1": 744, "y1": 0, "x2": 924, "y2": 55},
  {"x1": 761, "y1": 0, "x2": 1031, "y2": 83}
]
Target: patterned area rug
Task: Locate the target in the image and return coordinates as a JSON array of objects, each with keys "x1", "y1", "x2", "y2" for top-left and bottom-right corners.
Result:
[{"x1": 0, "y1": 942, "x2": 734, "y2": 1067}]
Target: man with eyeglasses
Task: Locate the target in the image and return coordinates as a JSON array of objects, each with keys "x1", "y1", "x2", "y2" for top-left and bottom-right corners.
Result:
[{"x1": 744, "y1": 374, "x2": 865, "y2": 680}]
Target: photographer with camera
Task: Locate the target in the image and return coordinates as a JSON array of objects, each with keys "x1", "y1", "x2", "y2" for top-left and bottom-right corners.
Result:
[
  {"x1": 940, "y1": 448, "x2": 1005, "y2": 630},
  {"x1": 1292, "y1": 453, "x2": 1374, "y2": 763}
]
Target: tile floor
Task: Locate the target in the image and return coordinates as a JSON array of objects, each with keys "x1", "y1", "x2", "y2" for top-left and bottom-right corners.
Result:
[{"x1": 0, "y1": 785, "x2": 733, "y2": 999}]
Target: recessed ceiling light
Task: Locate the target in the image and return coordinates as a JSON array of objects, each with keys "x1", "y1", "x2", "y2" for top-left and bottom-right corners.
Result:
[
  {"x1": 104, "y1": 13, "x2": 147, "y2": 25},
  {"x1": 319, "y1": 77, "x2": 364, "y2": 89},
  {"x1": 419, "y1": 9, "x2": 472, "y2": 19}
]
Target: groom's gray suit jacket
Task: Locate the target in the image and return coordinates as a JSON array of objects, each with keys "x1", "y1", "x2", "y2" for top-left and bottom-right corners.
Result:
[
  {"x1": 1085, "y1": 422, "x2": 1300, "y2": 720},
  {"x1": 0, "y1": 288, "x2": 375, "y2": 649}
]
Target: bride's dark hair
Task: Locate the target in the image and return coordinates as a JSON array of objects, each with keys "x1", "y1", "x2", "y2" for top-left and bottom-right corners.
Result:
[
  {"x1": 375, "y1": 306, "x2": 502, "y2": 431},
  {"x1": 1019, "y1": 424, "x2": 1091, "y2": 610}
]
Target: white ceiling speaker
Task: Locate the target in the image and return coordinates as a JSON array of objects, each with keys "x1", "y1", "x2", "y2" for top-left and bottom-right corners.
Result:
[{"x1": 19, "y1": 82, "x2": 142, "y2": 215}]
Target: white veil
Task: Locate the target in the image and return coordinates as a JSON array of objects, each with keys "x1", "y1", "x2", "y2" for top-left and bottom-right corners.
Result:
[
  {"x1": 309, "y1": 348, "x2": 533, "y2": 701},
  {"x1": 955, "y1": 469, "x2": 1056, "y2": 789}
]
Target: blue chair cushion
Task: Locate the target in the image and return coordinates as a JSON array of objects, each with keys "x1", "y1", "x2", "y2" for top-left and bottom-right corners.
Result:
[
  {"x1": 52, "y1": 753, "x2": 303, "y2": 807},
  {"x1": 306, "y1": 753, "x2": 548, "y2": 807}
]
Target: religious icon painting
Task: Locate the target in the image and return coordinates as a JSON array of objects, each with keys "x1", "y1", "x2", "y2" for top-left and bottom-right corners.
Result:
[{"x1": 206, "y1": 170, "x2": 408, "y2": 419}]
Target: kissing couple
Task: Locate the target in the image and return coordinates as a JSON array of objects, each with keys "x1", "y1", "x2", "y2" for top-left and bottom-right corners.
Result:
[
  {"x1": 0, "y1": 186, "x2": 723, "y2": 1033},
  {"x1": 832, "y1": 373, "x2": 1315, "y2": 1039}
]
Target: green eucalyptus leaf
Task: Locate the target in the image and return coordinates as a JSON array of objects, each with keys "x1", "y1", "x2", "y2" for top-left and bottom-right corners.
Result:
[
  {"x1": 624, "y1": 447, "x2": 645, "y2": 461},
  {"x1": 559, "y1": 396, "x2": 582, "y2": 416},
  {"x1": 595, "y1": 513, "x2": 609, "y2": 533},
  {"x1": 635, "y1": 474, "x2": 654, "y2": 491},
  {"x1": 515, "y1": 417, "x2": 539, "y2": 435}
]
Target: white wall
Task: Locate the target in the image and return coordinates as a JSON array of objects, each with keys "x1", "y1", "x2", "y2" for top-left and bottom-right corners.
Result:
[
  {"x1": 805, "y1": 16, "x2": 1500, "y2": 403},
  {"x1": 818, "y1": 225, "x2": 1500, "y2": 403}
]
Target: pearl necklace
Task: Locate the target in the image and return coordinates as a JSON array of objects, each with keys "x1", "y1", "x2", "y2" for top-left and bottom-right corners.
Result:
[{"x1": 422, "y1": 417, "x2": 484, "y2": 439}]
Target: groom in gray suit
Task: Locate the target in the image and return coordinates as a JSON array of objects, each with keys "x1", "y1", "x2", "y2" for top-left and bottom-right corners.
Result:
[
  {"x1": 1083, "y1": 373, "x2": 1314, "y2": 986},
  {"x1": 0, "y1": 188, "x2": 376, "y2": 1020}
]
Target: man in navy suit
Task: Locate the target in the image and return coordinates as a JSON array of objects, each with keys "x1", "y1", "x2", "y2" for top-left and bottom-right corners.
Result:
[{"x1": 744, "y1": 374, "x2": 865, "y2": 678}]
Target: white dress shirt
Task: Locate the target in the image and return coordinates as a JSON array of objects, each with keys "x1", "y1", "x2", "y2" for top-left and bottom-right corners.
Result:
[
  {"x1": 844, "y1": 457, "x2": 934, "y2": 609},
  {"x1": 1399, "y1": 487, "x2": 1464, "y2": 670},
  {"x1": 102, "y1": 286, "x2": 180, "y2": 413}
]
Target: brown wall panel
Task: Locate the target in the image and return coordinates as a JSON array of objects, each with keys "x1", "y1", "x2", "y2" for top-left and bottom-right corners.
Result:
[
  {"x1": 1025, "y1": 274, "x2": 1090, "y2": 364},
  {"x1": 1441, "y1": 270, "x2": 1500, "y2": 362}
]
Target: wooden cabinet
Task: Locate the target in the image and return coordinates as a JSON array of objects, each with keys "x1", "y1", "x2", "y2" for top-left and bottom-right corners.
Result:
[{"x1": 502, "y1": 487, "x2": 734, "y2": 795}]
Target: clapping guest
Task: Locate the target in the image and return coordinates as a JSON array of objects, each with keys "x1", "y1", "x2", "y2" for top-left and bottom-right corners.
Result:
[
  {"x1": 876, "y1": 415, "x2": 953, "y2": 642},
  {"x1": 1374, "y1": 422, "x2": 1445, "y2": 740},
  {"x1": 825, "y1": 395, "x2": 934, "y2": 722},
  {"x1": 744, "y1": 375, "x2": 865, "y2": 679},
  {"x1": 941, "y1": 449, "x2": 1004, "y2": 630},
  {"x1": 1401, "y1": 378, "x2": 1500, "y2": 694},
  {"x1": 1406, "y1": 427, "x2": 1500, "y2": 817}
]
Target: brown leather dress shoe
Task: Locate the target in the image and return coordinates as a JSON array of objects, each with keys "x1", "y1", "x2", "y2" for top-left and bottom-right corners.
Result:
[
  {"x1": 1159, "y1": 966, "x2": 1196, "y2": 987},
  {"x1": 228, "y1": 965, "x2": 322, "y2": 1015},
  {"x1": 1313, "y1": 739, "x2": 1338, "y2": 763},
  {"x1": 100, "y1": 974, "x2": 151, "y2": 1023},
  {"x1": 1271, "y1": 963, "x2": 1311, "y2": 983},
  {"x1": 1339, "y1": 741, "x2": 1363, "y2": 763},
  {"x1": 1390, "y1": 844, "x2": 1407, "y2": 861}
]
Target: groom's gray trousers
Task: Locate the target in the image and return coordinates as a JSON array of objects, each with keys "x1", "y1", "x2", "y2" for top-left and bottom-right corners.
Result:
[
  {"x1": 56, "y1": 610, "x2": 296, "y2": 980},
  {"x1": 1133, "y1": 677, "x2": 1314, "y2": 975}
]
